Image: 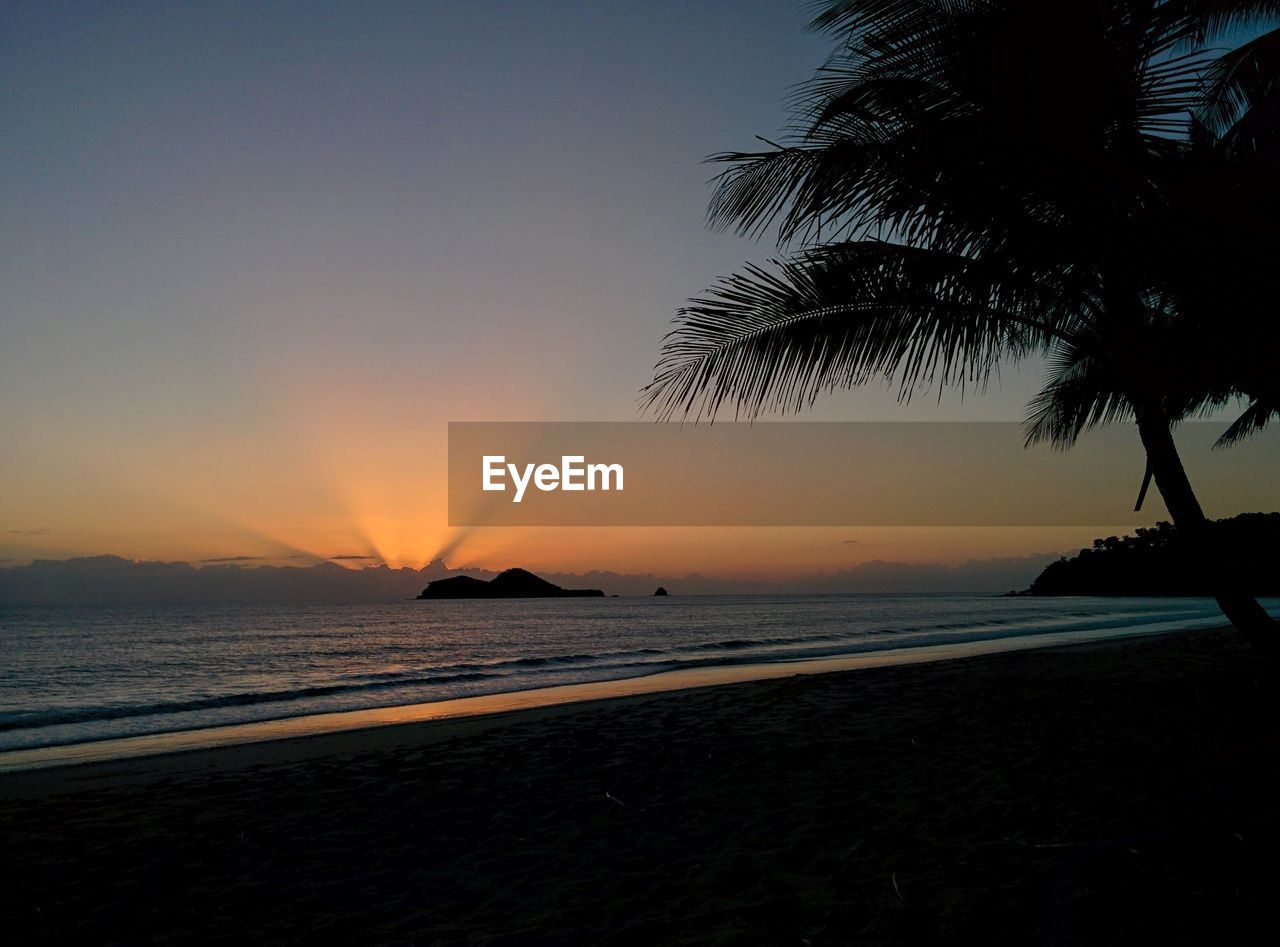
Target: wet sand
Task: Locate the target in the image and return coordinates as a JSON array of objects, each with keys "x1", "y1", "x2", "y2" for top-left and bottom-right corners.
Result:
[
  {"x1": 2, "y1": 626, "x2": 1277, "y2": 944},
  {"x1": 0, "y1": 620, "x2": 1197, "y2": 773}
]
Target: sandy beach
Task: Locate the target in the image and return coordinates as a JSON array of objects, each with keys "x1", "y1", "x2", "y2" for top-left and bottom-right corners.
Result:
[{"x1": 2, "y1": 626, "x2": 1276, "y2": 944}]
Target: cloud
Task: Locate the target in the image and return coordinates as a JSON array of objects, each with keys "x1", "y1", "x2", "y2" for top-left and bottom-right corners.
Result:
[
  {"x1": 0, "y1": 550, "x2": 1065, "y2": 602},
  {"x1": 840, "y1": 539, "x2": 859, "y2": 545},
  {"x1": 199, "y1": 556, "x2": 266, "y2": 564},
  {"x1": 330, "y1": 554, "x2": 383, "y2": 561},
  {"x1": 7, "y1": 528, "x2": 51, "y2": 536}
]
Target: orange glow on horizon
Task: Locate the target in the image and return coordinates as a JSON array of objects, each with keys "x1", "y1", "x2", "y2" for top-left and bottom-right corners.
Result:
[{"x1": 0, "y1": 349, "x2": 1134, "y2": 575}]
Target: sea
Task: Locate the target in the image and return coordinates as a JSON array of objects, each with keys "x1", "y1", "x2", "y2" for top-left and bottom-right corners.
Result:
[{"x1": 1, "y1": 595, "x2": 1274, "y2": 754}]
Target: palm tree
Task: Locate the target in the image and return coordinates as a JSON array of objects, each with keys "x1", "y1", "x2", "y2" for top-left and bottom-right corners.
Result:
[{"x1": 644, "y1": 0, "x2": 1280, "y2": 645}]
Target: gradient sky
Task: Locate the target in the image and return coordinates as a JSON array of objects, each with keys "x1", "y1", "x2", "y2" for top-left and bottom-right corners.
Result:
[{"x1": 0, "y1": 1, "x2": 1172, "y2": 575}]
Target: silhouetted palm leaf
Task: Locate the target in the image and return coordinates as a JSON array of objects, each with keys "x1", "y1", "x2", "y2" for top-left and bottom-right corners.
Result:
[
  {"x1": 1200, "y1": 27, "x2": 1280, "y2": 134},
  {"x1": 644, "y1": 242, "x2": 1091, "y2": 420}
]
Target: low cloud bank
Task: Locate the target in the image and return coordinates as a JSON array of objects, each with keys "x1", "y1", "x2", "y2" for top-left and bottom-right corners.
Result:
[{"x1": 0, "y1": 553, "x2": 1058, "y2": 605}]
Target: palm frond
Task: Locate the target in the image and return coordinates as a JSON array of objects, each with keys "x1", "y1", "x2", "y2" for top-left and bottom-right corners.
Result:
[
  {"x1": 1199, "y1": 27, "x2": 1280, "y2": 138},
  {"x1": 642, "y1": 242, "x2": 1071, "y2": 421},
  {"x1": 1164, "y1": 0, "x2": 1280, "y2": 44},
  {"x1": 1023, "y1": 347, "x2": 1132, "y2": 448},
  {"x1": 1216, "y1": 398, "x2": 1279, "y2": 445},
  {"x1": 807, "y1": 0, "x2": 964, "y2": 41}
]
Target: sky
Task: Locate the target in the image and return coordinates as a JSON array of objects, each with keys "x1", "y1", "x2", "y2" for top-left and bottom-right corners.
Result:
[{"x1": 0, "y1": 1, "x2": 1205, "y2": 578}]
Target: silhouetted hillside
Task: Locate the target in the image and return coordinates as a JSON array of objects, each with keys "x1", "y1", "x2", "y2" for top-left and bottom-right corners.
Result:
[{"x1": 1023, "y1": 514, "x2": 1280, "y2": 596}]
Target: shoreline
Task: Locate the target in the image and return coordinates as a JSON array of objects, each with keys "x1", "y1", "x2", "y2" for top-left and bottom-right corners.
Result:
[
  {"x1": 0, "y1": 617, "x2": 1220, "y2": 779},
  {"x1": 4, "y1": 624, "x2": 1276, "y2": 943}
]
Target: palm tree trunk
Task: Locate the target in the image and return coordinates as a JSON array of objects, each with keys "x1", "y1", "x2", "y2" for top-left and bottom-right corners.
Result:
[{"x1": 1134, "y1": 404, "x2": 1278, "y2": 652}]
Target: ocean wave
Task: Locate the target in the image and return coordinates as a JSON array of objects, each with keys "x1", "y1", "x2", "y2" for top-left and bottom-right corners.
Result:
[
  {"x1": 0, "y1": 670, "x2": 499, "y2": 732},
  {"x1": 1, "y1": 596, "x2": 1257, "y2": 750}
]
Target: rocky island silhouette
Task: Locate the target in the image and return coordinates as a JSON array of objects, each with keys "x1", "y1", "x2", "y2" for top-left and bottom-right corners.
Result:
[{"x1": 417, "y1": 567, "x2": 605, "y2": 599}]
